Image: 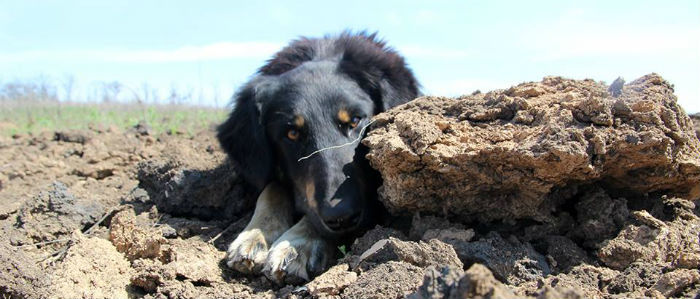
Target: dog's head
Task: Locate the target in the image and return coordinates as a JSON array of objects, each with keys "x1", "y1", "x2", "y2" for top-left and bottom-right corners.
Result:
[{"x1": 218, "y1": 32, "x2": 419, "y2": 237}]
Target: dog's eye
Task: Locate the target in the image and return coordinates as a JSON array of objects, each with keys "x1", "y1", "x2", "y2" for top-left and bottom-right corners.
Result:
[
  {"x1": 287, "y1": 129, "x2": 300, "y2": 141},
  {"x1": 350, "y1": 116, "x2": 362, "y2": 128}
]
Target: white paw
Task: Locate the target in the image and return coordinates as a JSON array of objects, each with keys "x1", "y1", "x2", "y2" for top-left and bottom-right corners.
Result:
[
  {"x1": 262, "y1": 222, "x2": 333, "y2": 285},
  {"x1": 226, "y1": 228, "x2": 270, "y2": 274}
]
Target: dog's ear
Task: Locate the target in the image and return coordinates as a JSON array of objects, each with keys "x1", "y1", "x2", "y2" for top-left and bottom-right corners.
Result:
[
  {"x1": 338, "y1": 32, "x2": 420, "y2": 112},
  {"x1": 217, "y1": 80, "x2": 274, "y2": 191}
]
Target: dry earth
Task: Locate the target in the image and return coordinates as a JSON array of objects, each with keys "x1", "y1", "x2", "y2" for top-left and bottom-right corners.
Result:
[{"x1": 1, "y1": 74, "x2": 699, "y2": 299}]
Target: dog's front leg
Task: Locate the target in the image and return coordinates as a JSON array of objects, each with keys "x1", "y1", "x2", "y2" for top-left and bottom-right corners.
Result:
[
  {"x1": 263, "y1": 216, "x2": 335, "y2": 285},
  {"x1": 226, "y1": 182, "x2": 294, "y2": 274}
]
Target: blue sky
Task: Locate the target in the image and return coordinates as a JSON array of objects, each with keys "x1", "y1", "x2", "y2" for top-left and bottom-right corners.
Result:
[{"x1": 1, "y1": 0, "x2": 699, "y2": 112}]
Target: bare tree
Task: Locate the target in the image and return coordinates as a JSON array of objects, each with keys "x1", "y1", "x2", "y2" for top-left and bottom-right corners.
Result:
[
  {"x1": 141, "y1": 82, "x2": 151, "y2": 104},
  {"x1": 36, "y1": 75, "x2": 57, "y2": 102},
  {"x1": 62, "y1": 75, "x2": 75, "y2": 102},
  {"x1": 101, "y1": 81, "x2": 122, "y2": 103}
]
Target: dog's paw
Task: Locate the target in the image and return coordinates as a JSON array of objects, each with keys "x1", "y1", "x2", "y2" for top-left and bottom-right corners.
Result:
[
  {"x1": 262, "y1": 219, "x2": 332, "y2": 285},
  {"x1": 226, "y1": 228, "x2": 270, "y2": 274}
]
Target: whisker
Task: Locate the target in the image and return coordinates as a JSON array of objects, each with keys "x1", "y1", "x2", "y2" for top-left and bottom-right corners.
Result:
[{"x1": 297, "y1": 119, "x2": 375, "y2": 162}]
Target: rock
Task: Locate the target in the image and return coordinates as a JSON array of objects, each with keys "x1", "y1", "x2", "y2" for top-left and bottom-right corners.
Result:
[
  {"x1": 109, "y1": 209, "x2": 165, "y2": 261},
  {"x1": 409, "y1": 215, "x2": 466, "y2": 241},
  {"x1": 137, "y1": 160, "x2": 254, "y2": 220},
  {"x1": 448, "y1": 232, "x2": 550, "y2": 285},
  {"x1": 363, "y1": 74, "x2": 700, "y2": 223},
  {"x1": 606, "y1": 262, "x2": 663, "y2": 294},
  {"x1": 597, "y1": 208, "x2": 700, "y2": 270},
  {"x1": 535, "y1": 286, "x2": 584, "y2": 299},
  {"x1": 541, "y1": 236, "x2": 589, "y2": 273},
  {"x1": 50, "y1": 232, "x2": 133, "y2": 299},
  {"x1": 54, "y1": 130, "x2": 93, "y2": 144},
  {"x1": 133, "y1": 120, "x2": 153, "y2": 136},
  {"x1": 343, "y1": 261, "x2": 424, "y2": 299},
  {"x1": 646, "y1": 269, "x2": 700, "y2": 298},
  {"x1": 357, "y1": 237, "x2": 463, "y2": 270},
  {"x1": 607, "y1": 77, "x2": 625, "y2": 97},
  {"x1": 422, "y1": 227, "x2": 475, "y2": 243},
  {"x1": 16, "y1": 181, "x2": 104, "y2": 244},
  {"x1": 306, "y1": 264, "x2": 358, "y2": 297},
  {"x1": 407, "y1": 265, "x2": 464, "y2": 299},
  {"x1": 515, "y1": 264, "x2": 618, "y2": 299},
  {"x1": 570, "y1": 187, "x2": 629, "y2": 248},
  {"x1": 690, "y1": 113, "x2": 699, "y2": 139},
  {"x1": 450, "y1": 264, "x2": 523, "y2": 299},
  {"x1": 351, "y1": 226, "x2": 406, "y2": 254},
  {"x1": 408, "y1": 214, "x2": 474, "y2": 243}
]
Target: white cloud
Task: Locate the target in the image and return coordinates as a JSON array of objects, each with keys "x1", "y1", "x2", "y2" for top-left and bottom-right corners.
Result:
[{"x1": 0, "y1": 41, "x2": 283, "y2": 63}]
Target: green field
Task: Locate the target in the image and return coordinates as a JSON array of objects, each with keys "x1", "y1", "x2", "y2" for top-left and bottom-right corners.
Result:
[{"x1": 0, "y1": 101, "x2": 229, "y2": 137}]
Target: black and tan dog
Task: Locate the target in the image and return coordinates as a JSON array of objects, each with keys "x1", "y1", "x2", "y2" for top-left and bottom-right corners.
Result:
[{"x1": 217, "y1": 32, "x2": 419, "y2": 284}]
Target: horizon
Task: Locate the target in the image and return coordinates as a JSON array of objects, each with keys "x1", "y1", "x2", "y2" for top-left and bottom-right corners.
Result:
[{"x1": 1, "y1": 1, "x2": 698, "y2": 112}]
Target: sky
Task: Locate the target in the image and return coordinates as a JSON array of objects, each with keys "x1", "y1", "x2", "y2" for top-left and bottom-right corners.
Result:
[{"x1": 1, "y1": 0, "x2": 699, "y2": 112}]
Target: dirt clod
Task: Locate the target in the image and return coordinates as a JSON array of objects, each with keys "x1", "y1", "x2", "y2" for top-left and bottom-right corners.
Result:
[
  {"x1": 137, "y1": 160, "x2": 254, "y2": 220},
  {"x1": 356, "y1": 237, "x2": 463, "y2": 270},
  {"x1": 364, "y1": 74, "x2": 700, "y2": 223},
  {"x1": 407, "y1": 265, "x2": 464, "y2": 299},
  {"x1": 16, "y1": 181, "x2": 104, "y2": 245},
  {"x1": 449, "y1": 232, "x2": 550, "y2": 285},
  {"x1": 451, "y1": 263, "x2": 523, "y2": 299},
  {"x1": 343, "y1": 261, "x2": 424, "y2": 299},
  {"x1": 306, "y1": 264, "x2": 358, "y2": 297},
  {"x1": 109, "y1": 209, "x2": 165, "y2": 261}
]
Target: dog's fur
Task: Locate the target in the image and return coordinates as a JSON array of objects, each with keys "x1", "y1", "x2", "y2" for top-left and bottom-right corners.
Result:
[{"x1": 217, "y1": 32, "x2": 419, "y2": 283}]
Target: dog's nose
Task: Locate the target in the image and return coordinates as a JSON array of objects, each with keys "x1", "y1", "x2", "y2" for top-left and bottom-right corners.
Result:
[{"x1": 320, "y1": 208, "x2": 361, "y2": 231}]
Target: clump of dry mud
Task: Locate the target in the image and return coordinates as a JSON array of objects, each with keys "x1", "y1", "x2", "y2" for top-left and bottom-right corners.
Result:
[
  {"x1": 364, "y1": 73, "x2": 700, "y2": 223},
  {"x1": 1, "y1": 74, "x2": 699, "y2": 299},
  {"x1": 691, "y1": 113, "x2": 700, "y2": 139}
]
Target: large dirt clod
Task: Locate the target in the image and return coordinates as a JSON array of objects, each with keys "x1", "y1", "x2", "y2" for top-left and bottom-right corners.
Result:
[
  {"x1": 15, "y1": 181, "x2": 104, "y2": 245},
  {"x1": 137, "y1": 160, "x2": 254, "y2": 220},
  {"x1": 364, "y1": 74, "x2": 700, "y2": 222}
]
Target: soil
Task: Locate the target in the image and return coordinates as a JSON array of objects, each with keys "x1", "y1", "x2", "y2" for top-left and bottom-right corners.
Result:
[{"x1": 1, "y1": 74, "x2": 699, "y2": 299}]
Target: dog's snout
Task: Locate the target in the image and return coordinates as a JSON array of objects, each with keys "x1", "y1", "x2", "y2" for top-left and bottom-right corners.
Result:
[{"x1": 320, "y1": 206, "x2": 361, "y2": 231}]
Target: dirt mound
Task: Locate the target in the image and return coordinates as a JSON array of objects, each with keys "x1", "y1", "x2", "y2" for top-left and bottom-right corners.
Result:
[
  {"x1": 2, "y1": 74, "x2": 699, "y2": 298},
  {"x1": 364, "y1": 73, "x2": 700, "y2": 222},
  {"x1": 50, "y1": 232, "x2": 134, "y2": 299},
  {"x1": 0, "y1": 127, "x2": 274, "y2": 298}
]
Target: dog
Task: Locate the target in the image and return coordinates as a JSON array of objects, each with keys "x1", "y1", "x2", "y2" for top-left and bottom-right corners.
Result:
[{"x1": 217, "y1": 31, "x2": 420, "y2": 284}]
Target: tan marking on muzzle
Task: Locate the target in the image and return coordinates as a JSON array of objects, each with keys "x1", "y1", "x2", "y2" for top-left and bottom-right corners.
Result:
[
  {"x1": 305, "y1": 181, "x2": 317, "y2": 211},
  {"x1": 337, "y1": 109, "x2": 350, "y2": 123}
]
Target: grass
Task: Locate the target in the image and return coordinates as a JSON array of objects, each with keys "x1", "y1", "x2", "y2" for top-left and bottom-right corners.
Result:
[{"x1": 0, "y1": 101, "x2": 229, "y2": 137}]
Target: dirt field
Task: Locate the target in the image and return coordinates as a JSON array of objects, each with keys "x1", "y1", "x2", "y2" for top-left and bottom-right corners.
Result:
[{"x1": 1, "y1": 76, "x2": 699, "y2": 299}]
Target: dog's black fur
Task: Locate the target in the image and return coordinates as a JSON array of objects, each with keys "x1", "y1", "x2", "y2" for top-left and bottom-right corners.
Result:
[{"x1": 218, "y1": 32, "x2": 419, "y2": 237}]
